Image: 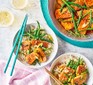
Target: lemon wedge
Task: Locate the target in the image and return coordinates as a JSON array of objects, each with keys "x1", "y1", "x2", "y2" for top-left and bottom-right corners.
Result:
[
  {"x1": 11, "y1": 0, "x2": 28, "y2": 9},
  {"x1": 0, "y1": 9, "x2": 14, "y2": 27}
]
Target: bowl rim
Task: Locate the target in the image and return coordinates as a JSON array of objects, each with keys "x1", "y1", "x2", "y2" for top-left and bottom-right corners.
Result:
[
  {"x1": 50, "y1": 52, "x2": 93, "y2": 85},
  {"x1": 13, "y1": 23, "x2": 58, "y2": 69}
]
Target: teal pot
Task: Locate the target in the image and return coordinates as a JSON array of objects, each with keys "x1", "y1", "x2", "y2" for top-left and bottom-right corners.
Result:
[{"x1": 40, "y1": 0, "x2": 93, "y2": 48}]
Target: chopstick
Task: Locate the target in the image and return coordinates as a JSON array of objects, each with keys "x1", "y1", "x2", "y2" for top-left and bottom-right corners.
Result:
[
  {"x1": 4, "y1": 14, "x2": 28, "y2": 76},
  {"x1": 45, "y1": 68, "x2": 62, "y2": 85},
  {"x1": 10, "y1": 15, "x2": 28, "y2": 76}
]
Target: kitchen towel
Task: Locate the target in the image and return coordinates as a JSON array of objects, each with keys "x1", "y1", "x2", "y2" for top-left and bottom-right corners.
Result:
[{"x1": 0, "y1": 60, "x2": 51, "y2": 85}]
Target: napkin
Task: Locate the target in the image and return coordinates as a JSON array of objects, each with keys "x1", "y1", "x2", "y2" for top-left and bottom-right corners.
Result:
[{"x1": 0, "y1": 60, "x2": 51, "y2": 85}]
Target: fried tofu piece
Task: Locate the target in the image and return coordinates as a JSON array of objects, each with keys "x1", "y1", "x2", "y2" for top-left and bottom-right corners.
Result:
[
  {"x1": 56, "y1": 4, "x2": 61, "y2": 9},
  {"x1": 26, "y1": 52, "x2": 39, "y2": 64},
  {"x1": 35, "y1": 48, "x2": 46, "y2": 62},
  {"x1": 61, "y1": 21, "x2": 74, "y2": 30},
  {"x1": 73, "y1": 0, "x2": 85, "y2": 11},
  {"x1": 31, "y1": 40, "x2": 49, "y2": 48},
  {"x1": 63, "y1": 18, "x2": 73, "y2": 22},
  {"x1": 62, "y1": 67, "x2": 75, "y2": 74},
  {"x1": 57, "y1": 0, "x2": 63, "y2": 6},
  {"x1": 76, "y1": 10, "x2": 90, "y2": 18},
  {"x1": 22, "y1": 40, "x2": 31, "y2": 50},
  {"x1": 78, "y1": 15, "x2": 89, "y2": 35},
  {"x1": 71, "y1": 74, "x2": 88, "y2": 85},
  {"x1": 55, "y1": 9, "x2": 71, "y2": 19},
  {"x1": 91, "y1": 23, "x2": 93, "y2": 28},
  {"x1": 84, "y1": 0, "x2": 93, "y2": 7},
  {"x1": 58, "y1": 72, "x2": 68, "y2": 83},
  {"x1": 76, "y1": 65, "x2": 86, "y2": 75},
  {"x1": 78, "y1": 25, "x2": 88, "y2": 35},
  {"x1": 42, "y1": 41, "x2": 49, "y2": 48},
  {"x1": 58, "y1": 64, "x2": 66, "y2": 70},
  {"x1": 63, "y1": 16, "x2": 77, "y2": 22}
]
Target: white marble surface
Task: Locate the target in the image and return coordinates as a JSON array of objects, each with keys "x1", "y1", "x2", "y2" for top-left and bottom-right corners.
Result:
[{"x1": 0, "y1": 0, "x2": 93, "y2": 66}]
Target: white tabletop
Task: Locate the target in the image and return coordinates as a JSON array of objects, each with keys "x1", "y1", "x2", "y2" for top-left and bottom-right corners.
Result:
[{"x1": 0, "y1": 0, "x2": 93, "y2": 65}]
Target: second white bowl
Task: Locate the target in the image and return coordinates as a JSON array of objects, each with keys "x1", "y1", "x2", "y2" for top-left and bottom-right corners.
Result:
[{"x1": 50, "y1": 53, "x2": 93, "y2": 85}]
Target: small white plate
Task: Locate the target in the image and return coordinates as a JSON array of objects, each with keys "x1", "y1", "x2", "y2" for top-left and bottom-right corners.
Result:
[
  {"x1": 11, "y1": 0, "x2": 28, "y2": 10},
  {"x1": 0, "y1": 8, "x2": 14, "y2": 27},
  {"x1": 50, "y1": 53, "x2": 93, "y2": 85}
]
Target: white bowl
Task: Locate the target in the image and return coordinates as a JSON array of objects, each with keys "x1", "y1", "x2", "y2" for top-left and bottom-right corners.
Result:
[
  {"x1": 50, "y1": 53, "x2": 93, "y2": 85},
  {"x1": 13, "y1": 23, "x2": 58, "y2": 69}
]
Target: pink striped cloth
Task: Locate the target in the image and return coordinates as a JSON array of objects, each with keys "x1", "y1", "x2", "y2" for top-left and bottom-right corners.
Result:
[{"x1": 0, "y1": 60, "x2": 51, "y2": 85}]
